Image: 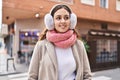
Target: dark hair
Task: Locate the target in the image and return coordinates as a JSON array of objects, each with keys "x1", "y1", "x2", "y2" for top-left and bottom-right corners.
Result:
[{"x1": 51, "y1": 4, "x2": 72, "y2": 17}]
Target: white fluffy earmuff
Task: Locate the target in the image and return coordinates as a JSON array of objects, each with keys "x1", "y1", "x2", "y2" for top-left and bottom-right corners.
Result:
[
  {"x1": 44, "y1": 5, "x2": 77, "y2": 30},
  {"x1": 70, "y1": 13, "x2": 77, "y2": 29},
  {"x1": 44, "y1": 14, "x2": 54, "y2": 30}
]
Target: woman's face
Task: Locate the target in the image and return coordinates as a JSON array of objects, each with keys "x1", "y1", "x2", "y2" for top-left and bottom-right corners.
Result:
[{"x1": 53, "y1": 8, "x2": 70, "y2": 33}]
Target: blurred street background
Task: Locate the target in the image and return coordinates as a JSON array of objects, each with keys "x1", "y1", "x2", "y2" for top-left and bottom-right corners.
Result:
[{"x1": 1, "y1": 0, "x2": 120, "y2": 80}]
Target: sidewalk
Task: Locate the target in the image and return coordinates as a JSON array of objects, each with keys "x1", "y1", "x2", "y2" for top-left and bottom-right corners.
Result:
[
  {"x1": 92, "y1": 68, "x2": 120, "y2": 80},
  {"x1": 0, "y1": 60, "x2": 28, "y2": 76},
  {"x1": 0, "y1": 49, "x2": 28, "y2": 76},
  {"x1": 0, "y1": 64, "x2": 28, "y2": 80}
]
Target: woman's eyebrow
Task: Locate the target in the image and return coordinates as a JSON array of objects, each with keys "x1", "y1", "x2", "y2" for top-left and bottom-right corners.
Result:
[
  {"x1": 56, "y1": 14, "x2": 69, "y2": 16},
  {"x1": 64, "y1": 14, "x2": 69, "y2": 16}
]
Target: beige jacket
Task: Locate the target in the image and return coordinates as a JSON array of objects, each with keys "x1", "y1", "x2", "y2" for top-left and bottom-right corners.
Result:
[{"x1": 28, "y1": 39, "x2": 92, "y2": 80}]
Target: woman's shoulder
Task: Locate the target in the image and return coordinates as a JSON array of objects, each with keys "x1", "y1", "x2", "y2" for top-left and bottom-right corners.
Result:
[
  {"x1": 75, "y1": 39, "x2": 85, "y2": 48},
  {"x1": 37, "y1": 39, "x2": 46, "y2": 43},
  {"x1": 36, "y1": 39, "x2": 48, "y2": 47},
  {"x1": 76, "y1": 39, "x2": 84, "y2": 45}
]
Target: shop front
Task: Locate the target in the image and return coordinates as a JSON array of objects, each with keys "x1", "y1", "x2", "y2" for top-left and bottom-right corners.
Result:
[
  {"x1": 87, "y1": 29, "x2": 120, "y2": 71},
  {"x1": 18, "y1": 30, "x2": 40, "y2": 64}
]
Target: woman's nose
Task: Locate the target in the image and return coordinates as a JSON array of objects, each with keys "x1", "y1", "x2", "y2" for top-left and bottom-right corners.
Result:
[{"x1": 61, "y1": 18, "x2": 65, "y2": 22}]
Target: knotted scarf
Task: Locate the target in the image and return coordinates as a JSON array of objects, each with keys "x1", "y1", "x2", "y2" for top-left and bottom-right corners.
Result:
[{"x1": 46, "y1": 30, "x2": 77, "y2": 48}]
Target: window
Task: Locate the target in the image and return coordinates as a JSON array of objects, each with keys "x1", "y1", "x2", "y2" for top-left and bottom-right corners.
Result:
[
  {"x1": 19, "y1": 31, "x2": 40, "y2": 53},
  {"x1": 100, "y1": 0, "x2": 108, "y2": 8},
  {"x1": 0, "y1": 38, "x2": 4, "y2": 49},
  {"x1": 101, "y1": 23, "x2": 108, "y2": 30},
  {"x1": 1, "y1": 24, "x2": 8, "y2": 35},
  {"x1": 116, "y1": 0, "x2": 120, "y2": 11},
  {"x1": 49, "y1": 0, "x2": 73, "y2": 4},
  {"x1": 96, "y1": 39, "x2": 117, "y2": 63},
  {"x1": 81, "y1": 0, "x2": 95, "y2": 6}
]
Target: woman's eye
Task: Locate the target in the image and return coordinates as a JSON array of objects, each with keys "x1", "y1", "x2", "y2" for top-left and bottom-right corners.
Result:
[
  {"x1": 56, "y1": 17, "x2": 61, "y2": 20},
  {"x1": 64, "y1": 16, "x2": 70, "y2": 20}
]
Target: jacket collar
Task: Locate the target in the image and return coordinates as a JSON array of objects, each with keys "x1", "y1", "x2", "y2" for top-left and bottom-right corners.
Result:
[
  {"x1": 45, "y1": 40, "x2": 58, "y2": 79},
  {"x1": 72, "y1": 40, "x2": 82, "y2": 78}
]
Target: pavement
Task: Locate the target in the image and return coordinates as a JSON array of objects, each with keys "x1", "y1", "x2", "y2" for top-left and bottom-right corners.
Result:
[
  {"x1": 92, "y1": 68, "x2": 120, "y2": 80},
  {"x1": 0, "y1": 49, "x2": 28, "y2": 75},
  {"x1": 0, "y1": 48, "x2": 28, "y2": 80}
]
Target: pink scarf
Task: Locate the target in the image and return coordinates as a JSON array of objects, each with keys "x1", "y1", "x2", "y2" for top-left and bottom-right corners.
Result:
[{"x1": 46, "y1": 30, "x2": 77, "y2": 48}]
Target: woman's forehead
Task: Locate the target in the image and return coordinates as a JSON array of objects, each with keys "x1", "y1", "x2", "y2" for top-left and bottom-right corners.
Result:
[{"x1": 54, "y1": 8, "x2": 70, "y2": 16}]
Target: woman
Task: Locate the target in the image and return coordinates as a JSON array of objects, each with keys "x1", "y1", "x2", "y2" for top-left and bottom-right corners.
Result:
[{"x1": 28, "y1": 4, "x2": 92, "y2": 80}]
